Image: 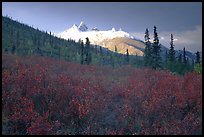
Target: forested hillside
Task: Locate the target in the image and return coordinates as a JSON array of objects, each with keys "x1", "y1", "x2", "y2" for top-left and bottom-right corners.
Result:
[{"x1": 2, "y1": 16, "x2": 142, "y2": 67}]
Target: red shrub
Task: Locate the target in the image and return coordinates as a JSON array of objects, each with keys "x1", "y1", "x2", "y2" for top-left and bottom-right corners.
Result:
[{"x1": 2, "y1": 54, "x2": 202, "y2": 135}]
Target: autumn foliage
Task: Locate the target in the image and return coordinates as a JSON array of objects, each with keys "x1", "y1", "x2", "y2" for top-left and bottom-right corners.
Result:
[{"x1": 2, "y1": 54, "x2": 202, "y2": 135}]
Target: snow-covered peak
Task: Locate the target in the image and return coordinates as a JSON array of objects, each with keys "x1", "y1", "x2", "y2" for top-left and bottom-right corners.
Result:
[
  {"x1": 57, "y1": 22, "x2": 136, "y2": 45},
  {"x1": 78, "y1": 21, "x2": 88, "y2": 32},
  {"x1": 68, "y1": 24, "x2": 79, "y2": 32},
  {"x1": 71, "y1": 24, "x2": 78, "y2": 29},
  {"x1": 111, "y1": 27, "x2": 116, "y2": 32}
]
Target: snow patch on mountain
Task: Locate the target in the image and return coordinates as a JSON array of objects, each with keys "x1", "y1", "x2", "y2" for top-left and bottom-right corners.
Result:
[
  {"x1": 57, "y1": 21, "x2": 136, "y2": 45},
  {"x1": 91, "y1": 27, "x2": 99, "y2": 31}
]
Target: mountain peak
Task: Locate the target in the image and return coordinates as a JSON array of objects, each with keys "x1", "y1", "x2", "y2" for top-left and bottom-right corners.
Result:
[
  {"x1": 69, "y1": 24, "x2": 79, "y2": 31},
  {"x1": 78, "y1": 21, "x2": 88, "y2": 32},
  {"x1": 111, "y1": 27, "x2": 116, "y2": 32},
  {"x1": 72, "y1": 24, "x2": 78, "y2": 28},
  {"x1": 58, "y1": 23, "x2": 138, "y2": 47}
]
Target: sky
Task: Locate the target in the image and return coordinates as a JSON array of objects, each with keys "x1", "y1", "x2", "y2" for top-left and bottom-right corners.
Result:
[{"x1": 2, "y1": 2, "x2": 202, "y2": 52}]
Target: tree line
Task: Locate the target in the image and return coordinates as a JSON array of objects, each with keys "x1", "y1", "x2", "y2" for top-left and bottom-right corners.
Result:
[{"x1": 143, "y1": 26, "x2": 202, "y2": 75}]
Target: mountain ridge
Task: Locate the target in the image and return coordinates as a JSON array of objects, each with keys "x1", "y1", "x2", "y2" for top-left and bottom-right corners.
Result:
[{"x1": 57, "y1": 21, "x2": 145, "y2": 55}]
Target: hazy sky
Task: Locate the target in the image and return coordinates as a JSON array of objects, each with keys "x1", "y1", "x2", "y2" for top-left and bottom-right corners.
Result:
[{"x1": 2, "y1": 2, "x2": 202, "y2": 52}]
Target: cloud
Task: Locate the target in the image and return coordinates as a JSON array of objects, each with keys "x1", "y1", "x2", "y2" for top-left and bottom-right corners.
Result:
[{"x1": 130, "y1": 25, "x2": 202, "y2": 53}]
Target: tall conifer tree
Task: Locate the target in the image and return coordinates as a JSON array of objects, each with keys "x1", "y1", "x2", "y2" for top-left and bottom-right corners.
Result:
[
  {"x1": 144, "y1": 28, "x2": 152, "y2": 67},
  {"x1": 151, "y1": 26, "x2": 161, "y2": 69}
]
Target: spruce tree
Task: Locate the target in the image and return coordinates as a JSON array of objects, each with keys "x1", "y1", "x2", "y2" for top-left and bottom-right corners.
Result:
[
  {"x1": 183, "y1": 47, "x2": 187, "y2": 64},
  {"x1": 168, "y1": 34, "x2": 176, "y2": 62},
  {"x1": 49, "y1": 31, "x2": 52, "y2": 46},
  {"x1": 99, "y1": 46, "x2": 103, "y2": 56},
  {"x1": 126, "y1": 48, "x2": 129, "y2": 64},
  {"x1": 115, "y1": 45, "x2": 117, "y2": 53},
  {"x1": 176, "y1": 53, "x2": 184, "y2": 75},
  {"x1": 85, "y1": 37, "x2": 91, "y2": 65},
  {"x1": 144, "y1": 28, "x2": 152, "y2": 67},
  {"x1": 195, "y1": 51, "x2": 201, "y2": 64},
  {"x1": 80, "y1": 41, "x2": 84, "y2": 64},
  {"x1": 151, "y1": 26, "x2": 161, "y2": 70},
  {"x1": 194, "y1": 51, "x2": 202, "y2": 74},
  {"x1": 167, "y1": 34, "x2": 176, "y2": 71}
]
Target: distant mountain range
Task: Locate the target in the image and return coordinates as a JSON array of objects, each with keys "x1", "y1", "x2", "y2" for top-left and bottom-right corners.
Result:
[
  {"x1": 57, "y1": 22, "x2": 134, "y2": 41},
  {"x1": 57, "y1": 21, "x2": 144, "y2": 55},
  {"x1": 57, "y1": 21, "x2": 197, "y2": 61}
]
